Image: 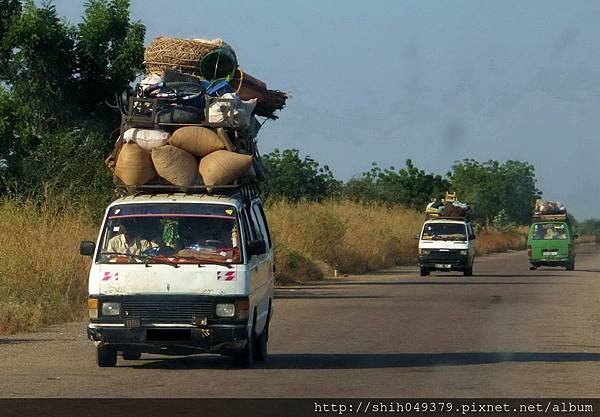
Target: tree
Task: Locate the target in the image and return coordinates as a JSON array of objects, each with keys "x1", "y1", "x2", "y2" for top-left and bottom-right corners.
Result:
[
  {"x1": 261, "y1": 148, "x2": 341, "y2": 201},
  {"x1": 344, "y1": 159, "x2": 450, "y2": 209},
  {"x1": 0, "y1": 0, "x2": 145, "y2": 200},
  {"x1": 449, "y1": 159, "x2": 540, "y2": 224}
]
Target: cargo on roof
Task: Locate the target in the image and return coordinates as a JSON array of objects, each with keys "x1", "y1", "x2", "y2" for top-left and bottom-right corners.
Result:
[{"x1": 106, "y1": 35, "x2": 287, "y2": 196}]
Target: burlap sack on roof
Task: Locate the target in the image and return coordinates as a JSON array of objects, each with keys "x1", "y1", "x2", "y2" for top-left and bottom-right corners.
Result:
[
  {"x1": 151, "y1": 145, "x2": 199, "y2": 187},
  {"x1": 114, "y1": 142, "x2": 157, "y2": 186},
  {"x1": 169, "y1": 126, "x2": 225, "y2": 157},
  {"x1": 199, "y1": 150, "x2": 253, "y2": 188}
]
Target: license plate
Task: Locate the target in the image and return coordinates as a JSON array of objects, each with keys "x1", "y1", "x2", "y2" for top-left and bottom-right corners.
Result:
[
  {"x1": 543, "y1": 251, "x2": 558, "y2": 256},
  {"x1": 435, "y1": 263, "x2": 452, "y2": 269}
]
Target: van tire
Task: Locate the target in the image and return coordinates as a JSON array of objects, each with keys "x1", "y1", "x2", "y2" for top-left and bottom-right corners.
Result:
[
  {"x1": 233, "y1": 331, "x2": 254, "y2": 368},
  {"x1": 566, "y1": 261, "x2": 575, "y2": 271},
  {"x1": 419, "y1": 267, "x2": 430, "y2": 277},
  {"x1": 463, "y1": 266, "x2": 473, "y2": 276},
  {"x1": 122, "y1": 350, "x2": 142, "y2": 360},
  {"x1": 97, "y1": 345, "x2": 117, "y2": 367},
  {"x1": 253, "y1": 324, "x2": 269, "y2": 362}
]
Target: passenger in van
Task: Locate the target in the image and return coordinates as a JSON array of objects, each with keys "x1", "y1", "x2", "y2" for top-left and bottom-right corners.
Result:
[
  {"x1": 106, "y1": 221, "x2": 156, "y2": 255},
  {"x1": 177, "y1": 219, "x2": 241, "y2": 262},
  {"x1": 555, "y1": 228, "x2": 567, "y2": 239},
  {"x1": 534, "y1": 227, "x2": 545, "y2": 240},
  {"x1": 181, "y1": 219, "x2": 236, "y2": 250},
  {"x1": 543, "y1": 228, "x2": 556, "y2": 240}
]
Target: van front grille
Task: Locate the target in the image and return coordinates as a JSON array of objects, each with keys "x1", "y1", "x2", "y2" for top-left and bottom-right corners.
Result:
[
  {"x1": 427, "y1": 249, "x2": 461, "y2": 261},
  {"x1": 120, "y1": 300, "x2": 215, "y2": 323}
]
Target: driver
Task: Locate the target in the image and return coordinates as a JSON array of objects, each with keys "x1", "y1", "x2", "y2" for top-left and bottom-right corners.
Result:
[{"x1": 106, "y1": 220, "x2": 157, "y2": 255}]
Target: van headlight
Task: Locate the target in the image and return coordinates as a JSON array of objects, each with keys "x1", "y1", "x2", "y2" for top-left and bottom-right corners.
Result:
[
  {"x1": 216, "y1": 303, "x2": 235, "y2": 317},
  {"x1": 101, "y1": 302, "x2": 121, "y2": 316},
  {"x1": 420, "y1": 249, "x2": 430, "y2": 255},
  {"x1": 460, "y1": 250, "x2": 469, "y2": 256}
]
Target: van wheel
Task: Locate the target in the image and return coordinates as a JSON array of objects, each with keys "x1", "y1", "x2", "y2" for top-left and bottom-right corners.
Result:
[
  {"x1": 463, "y1": 266, "x2": 473, "y2": 276},
  {"x1": 122, "y1": 350, "x2": 142, "y2": 360},
  {"x1": 97, "y1": 345, "x2": 117, "y2": 367},
  {"x1": 419, "y1": 267, "x2": 430, "y2": 277},
  {"x1": 232, "y1": 332, "x2": 254, "y2": 368},
  {"x1": 253, "y1": 324, "x2": 269, "y2": 362},
  {"x1": 566, "y1": 261, "x2": 575, "y2": 271}
]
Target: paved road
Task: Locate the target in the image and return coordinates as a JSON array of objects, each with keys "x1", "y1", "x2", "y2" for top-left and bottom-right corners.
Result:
[{"x1": 1, "y1": 245, "x2": 600, "y2": 397}]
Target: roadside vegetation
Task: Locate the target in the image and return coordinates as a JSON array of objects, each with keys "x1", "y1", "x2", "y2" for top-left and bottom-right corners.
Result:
[
  {"x1": 0, "y1": 197, "x2": 96, "y2": 334},
  {"x1": 0, "y1": 197, "x2": 530, "y2": 334}
]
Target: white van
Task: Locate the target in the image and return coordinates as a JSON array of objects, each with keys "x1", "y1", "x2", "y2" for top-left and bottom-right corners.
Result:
[
  {"x1": 80, "y1": 188, "x2": 274, "y2": 368},
  {"x1": 418, "y1": 218, "x2": 476, "y2": 277}
]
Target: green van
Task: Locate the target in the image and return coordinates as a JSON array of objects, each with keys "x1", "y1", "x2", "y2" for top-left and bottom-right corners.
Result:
[{"x1": 527, "y1": 215, "x2": 577, "y2": 270}]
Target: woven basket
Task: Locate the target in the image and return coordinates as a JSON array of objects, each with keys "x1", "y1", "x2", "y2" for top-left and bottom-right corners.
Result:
[{"x1": 144, "y1": 36, "x2": 234, "y2": 76}]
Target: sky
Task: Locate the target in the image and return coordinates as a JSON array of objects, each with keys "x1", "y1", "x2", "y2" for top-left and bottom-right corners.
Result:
[{"x1": 54, "y1": 0, "x2": 600, "y2": 219}]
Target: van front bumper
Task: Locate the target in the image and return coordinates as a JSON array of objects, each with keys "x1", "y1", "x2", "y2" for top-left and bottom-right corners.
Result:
[
  {"x1": 529, "y1": 257, "x2": 570, "y2": 266},
  {"x1": 419, "y1": 254, "x2": 469, "y2": 271},
  {"x1": 87, "y1": 324, "x2": 248, "y2": 355}
]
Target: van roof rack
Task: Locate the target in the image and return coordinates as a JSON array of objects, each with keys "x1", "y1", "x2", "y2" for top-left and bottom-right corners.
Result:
[
  {"x1": 532, "y1": 213, "x2": 567, "y2": 221},
  {"x1": 117, "y1": 181, "x2": 260, "y2": 207},
  {"x1": 426, "y1": 213, "x2": 471, "y2": 221}
]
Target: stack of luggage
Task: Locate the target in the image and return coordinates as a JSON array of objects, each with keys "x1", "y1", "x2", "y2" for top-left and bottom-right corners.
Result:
[
  {"x1": 534, "y1": 199, "x2": 566, "y2": 216},
  {"x1": 425, "y1": 192, "x2": 472, "y2": 218},
  {"x1": 106, "y1": 36, "x2": 288, "y2": 191}
]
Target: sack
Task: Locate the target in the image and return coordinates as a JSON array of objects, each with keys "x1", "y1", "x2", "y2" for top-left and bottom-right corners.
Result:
[
  {"x1": 123, "y1": 128, "x2": 170, "y2": 152},
  {"x1": 155, "y1": 105, "x2": 204, "y2": 125},
  {"x1": 199, "y1": 150, "x2": 253, "y2": 187},
  {"x1": 151, "y1": 145, "x2": 199, "y2": 187},
  {"x1": 169, "y1": 126, "x2": 224, "y2": 157},
  {"x1": 114, "y1": 142, "x2": 157, "y2": 186},
  {"x1": 207, "y1": 93, "x2": 257, "y2": 128},
  {"x1": 216, "y1": 128, "x2": 236, "y2": 151},
  {"x1": 442, "y1": 203, "x2": 466, "y2": 218}
]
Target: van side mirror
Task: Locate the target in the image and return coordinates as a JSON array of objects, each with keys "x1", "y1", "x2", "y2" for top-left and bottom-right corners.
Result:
[
  {"x1": 414, "y1": 233, "x2": 420, "y2": 240},
  {"x1": 248, "y1": 240, "x2": 267, "y2": 256},
  {"x1": 80, "y1": 240, "x2": 95, "y2": 257}
]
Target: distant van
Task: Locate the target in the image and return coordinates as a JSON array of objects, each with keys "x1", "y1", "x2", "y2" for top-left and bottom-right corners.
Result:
[
  {"x1": 418, "y1": 218, "x2": 476, "y2": 276},
  {"x1": 80, "y1": 189, "x2": 274, "y2": 368},
  {"x1": 528, "y1": 214, "x2": 577, "y2": 270}
]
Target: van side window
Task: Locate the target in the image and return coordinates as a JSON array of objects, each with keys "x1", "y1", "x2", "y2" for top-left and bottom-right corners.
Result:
[
  {"x1": 256, "y1": 203, "x2": 272, "y2": 248},
  {"x1": 249, "y1": 205, "x2": 265, "y2": 243},
  {"x1": 467, "y1": 224, "x2": 476, "y2": 240},
  {"x1": 252, "y1": 203, "x2": 271, "y2": 249},
  {"x1": 240, "y1": 210, "x2": 254, "y2": 244}
]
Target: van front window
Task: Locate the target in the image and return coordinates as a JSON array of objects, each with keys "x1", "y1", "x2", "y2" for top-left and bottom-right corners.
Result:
[
  {"x1": 422, "y1": 223, "x2": 467, "y2": 241},
  {"x1": 97, "y1": 203, "x2": 241, "y2": 264}
]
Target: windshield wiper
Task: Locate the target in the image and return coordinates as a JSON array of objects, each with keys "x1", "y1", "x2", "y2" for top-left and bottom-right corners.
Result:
[
  {"x1": 99, "y1": 252, "x2": 179, "y2": 268},
  {"x1": 100, "y1": 252, "x2": 148, "y2": 262},
  {"x1": 146, "y1": 257, "x2": 180, "y2": 268},
  {"x1": 169, "y1": 255, "x2": 235, "y2": 268}
]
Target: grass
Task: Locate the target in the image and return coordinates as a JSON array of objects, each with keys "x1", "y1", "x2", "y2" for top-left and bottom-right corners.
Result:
[
  {"x1": 475, "y1": 226, "x2": 528, "y2": 255},
  {"x1": 0, "y1": 197, "x2": 96, "y2": 334},
  {"x1": 0, "y1": 197, "x2": 529, "y2": 333},
  {"x1": 267, "y1": 200, "x2": 424, "y2": 283}
]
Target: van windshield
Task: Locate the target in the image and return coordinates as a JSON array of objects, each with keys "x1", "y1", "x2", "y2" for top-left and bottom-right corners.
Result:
[
  {"x1": 531, "y1": 222, "x2": 569, "y2": 240},
  {"x1": 422, "y1": 223, "x2": 467, "y2": 241},
  {"x1": 96, "y1": 203, "x2": 242, "y2": 264}
]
